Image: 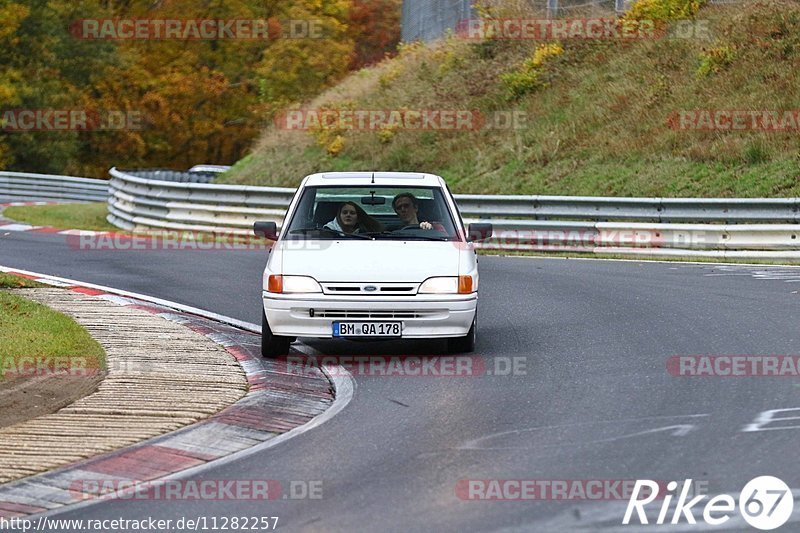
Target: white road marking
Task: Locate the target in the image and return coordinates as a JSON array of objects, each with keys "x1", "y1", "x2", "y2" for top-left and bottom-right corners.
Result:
[
  {"x1": 56, "y1": 229, "x2": 106, "y2": 236},
  {"x1": 0, "y1": 223, "x2": 40, "y2": 231},
  {"x1": 742, "y1": 408, "x2": 800, "y2": 432},
  {"x1": 594, "y1": 424, "x2": 697, "y2": 443},
  {"x1": 694, "y1": 264, "x2": 800, "y2": 287},
  {"x1": 458, "y1": 414, "x2": 709, "y2": 450}
]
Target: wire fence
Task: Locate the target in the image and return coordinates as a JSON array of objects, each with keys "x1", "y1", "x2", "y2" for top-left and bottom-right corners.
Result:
[
  {"x1": 402, "y1": 0, "x2": 752, "y2": 40},
  {"x1": 402, "y1": 0, "x2": 475, "y2": 42}
]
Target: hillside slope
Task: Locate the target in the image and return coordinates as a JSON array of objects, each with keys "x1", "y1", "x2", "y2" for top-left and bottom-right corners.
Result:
[{"x1": 220, "y1": 0, "x2": 800, "y2": 197}]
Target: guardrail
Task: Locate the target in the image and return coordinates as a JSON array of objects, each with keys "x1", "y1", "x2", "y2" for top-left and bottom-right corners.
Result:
[
  {"x1": 124, "y1": 169, "x2": 218, "y2": 184},
  {"x1": 0, "y1": 171, "x2": 108, "y2": 203},
  {"x1": 107, "y1": 168, "x2": 800, "y2": 258},
  {"x1": 456, "y1": 195, "x2": 800, "y2": 223},
  {"x1": 107, "y1": 168, "x2": 293, "y2": 233}
]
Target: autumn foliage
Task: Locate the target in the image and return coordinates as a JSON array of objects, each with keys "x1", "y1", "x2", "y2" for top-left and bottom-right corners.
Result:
[
  {"x1": 0, "y1": 0, "x2": 401, "y2": 177},
  {"x1": 348, "y1": 0, "x2": 402, "y2": 69}
]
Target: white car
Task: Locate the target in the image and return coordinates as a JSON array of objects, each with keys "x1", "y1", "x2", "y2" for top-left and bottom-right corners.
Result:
[{"x1": 254, "y1": 172, "x2": 492, "y2": 357}]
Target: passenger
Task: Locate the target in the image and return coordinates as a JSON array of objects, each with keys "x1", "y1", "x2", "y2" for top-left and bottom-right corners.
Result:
[
  {"x1": 392, "y1": 193, "x2": 433, "y2": 230},
  {"x1": 324, "y1": 201, "x2": 382, "y2": 234}
]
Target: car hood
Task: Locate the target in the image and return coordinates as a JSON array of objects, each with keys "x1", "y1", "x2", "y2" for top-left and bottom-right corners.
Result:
[{"x1": 278, "y1": 239, "x2": 462, "y2": 282}]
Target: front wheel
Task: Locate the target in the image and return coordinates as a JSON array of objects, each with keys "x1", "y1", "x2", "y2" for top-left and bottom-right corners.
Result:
[
  {"x1": 261, "y1": 308, "x2": 291, "y2": 358},
  {"x1": 447, "y1": 315, "x2": 476, "y2": 354}
]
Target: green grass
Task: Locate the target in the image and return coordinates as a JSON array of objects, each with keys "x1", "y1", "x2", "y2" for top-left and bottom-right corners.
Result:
[
  {"x1": 3, "y1": 203, "x2": 117, "y2": 232},
  {"x1": 219, "y1": 1, "x2": 800, "y2": 198},
  {"x1": 0, "y1": 203, "x2": 262, "y2": 245},
  {"x1": 0, "y1": 291, "x2": 106, "y2": 380},
  {"x1": 0, "y1": 273, "x2": 47, "y2": 288}
]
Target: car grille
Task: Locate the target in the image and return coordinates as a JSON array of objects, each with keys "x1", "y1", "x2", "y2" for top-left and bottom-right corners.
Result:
[{"x1": 321, "y1": 282, "x2": 419, "y2": 295}]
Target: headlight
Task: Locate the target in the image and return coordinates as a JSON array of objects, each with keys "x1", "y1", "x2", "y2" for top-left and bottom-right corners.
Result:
[
  {"x1": 418, "y1": 276, "x2": 475, "y2": 294},
  {"x1": 267, "y1": 275, "x2": 322, "y2": 294}
]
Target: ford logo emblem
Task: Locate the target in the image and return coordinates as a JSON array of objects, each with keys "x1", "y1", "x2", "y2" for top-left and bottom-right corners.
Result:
[{"x1": 363, "y1": 285, "x2": 378, "y2": 292}]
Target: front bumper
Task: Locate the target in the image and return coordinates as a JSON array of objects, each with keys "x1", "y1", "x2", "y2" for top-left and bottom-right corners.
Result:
[{"x1": 263, "y1": 292, "x2": 477, "y2": 338}]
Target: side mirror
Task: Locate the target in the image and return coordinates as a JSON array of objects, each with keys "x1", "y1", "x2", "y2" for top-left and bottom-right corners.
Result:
[
  {"x1": 467, "y1": 223, "x2": 493, "y2": 242},
  {"x1": 254, "y1": 221, "x2": 278, "y2": 241}
]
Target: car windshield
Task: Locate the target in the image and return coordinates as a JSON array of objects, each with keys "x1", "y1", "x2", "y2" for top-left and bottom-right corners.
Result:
[{"x1": 284, "y1": 186, "x2": 460, "y2": 241}]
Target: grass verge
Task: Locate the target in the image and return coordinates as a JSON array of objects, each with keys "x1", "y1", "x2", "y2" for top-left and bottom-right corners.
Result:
[
  {"x1": 0, "y1": 273, "x2": 46, "y2": 288},
  {"x1": 2, "y1": 203, "x2": 117, "y2": 232},
  {"x1": 0, "y1": 290, "x2": 106, "y2": 381},
  {"x1": 0, "y1": 203, "x2": 269, "y2": 246}
]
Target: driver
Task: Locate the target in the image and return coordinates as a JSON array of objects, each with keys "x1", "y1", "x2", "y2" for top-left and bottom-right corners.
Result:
[{"x1": 392, "y1": 193, "x2": 433, "y2": 230}]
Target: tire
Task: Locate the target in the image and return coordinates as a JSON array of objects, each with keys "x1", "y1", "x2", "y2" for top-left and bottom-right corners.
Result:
[
  {"x1": 261, "y1": 308, "x2": 291, "y2": 358},
  {"x1": 447, "y1": 314, "x2": 476, "y2": 354}
]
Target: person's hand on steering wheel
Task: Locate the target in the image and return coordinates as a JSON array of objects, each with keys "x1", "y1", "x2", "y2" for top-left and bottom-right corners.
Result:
[{"x1": 396, "y1": 222, "x2": 433, "y2": 231}]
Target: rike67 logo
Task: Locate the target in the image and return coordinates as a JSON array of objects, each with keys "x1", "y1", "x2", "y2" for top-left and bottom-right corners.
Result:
[{"x1": 623, "y1": 476, "x2": 794, "y2": 530}]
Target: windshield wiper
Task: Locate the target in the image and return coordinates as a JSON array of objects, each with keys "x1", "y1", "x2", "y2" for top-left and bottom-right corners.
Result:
[
  {"x1": 364, "y1": 231, "x2": 449, "y2": 241},
  {"x1": 398, "y1": 235, "x2": 451, "y2": 241},
  {"x1": 363, "y1": 231, "x2": 403, "y2": 239},
  {"x1": 288, "y1": 227, "x2": 371, "y2": 239}
]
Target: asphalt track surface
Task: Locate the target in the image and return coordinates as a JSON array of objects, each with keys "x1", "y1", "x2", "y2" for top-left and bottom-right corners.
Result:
[{"x1": 2, "y1": 229, "x2": 800, "y2": 532}]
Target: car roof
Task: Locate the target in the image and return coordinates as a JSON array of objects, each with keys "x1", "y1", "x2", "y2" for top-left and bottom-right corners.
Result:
[{"x1": 301, "y1": 172, "x2": 445, "y2": 187}]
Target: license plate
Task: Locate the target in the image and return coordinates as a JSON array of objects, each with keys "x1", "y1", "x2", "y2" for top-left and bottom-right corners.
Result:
[{"x1": 333, "y1": 321, "x2": 402, "y2": 338}]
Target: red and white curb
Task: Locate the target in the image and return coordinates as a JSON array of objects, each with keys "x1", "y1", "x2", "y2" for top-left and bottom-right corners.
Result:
[{"x1": 0, "y1": 267, "x2": 354, "y2": 519}]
